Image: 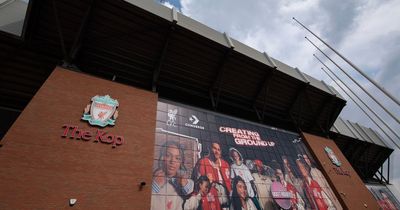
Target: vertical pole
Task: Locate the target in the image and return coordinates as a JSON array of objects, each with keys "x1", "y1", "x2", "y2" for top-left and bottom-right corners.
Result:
[{"x1": 387, "y1": 156, "x2": 390, "y2": 184}]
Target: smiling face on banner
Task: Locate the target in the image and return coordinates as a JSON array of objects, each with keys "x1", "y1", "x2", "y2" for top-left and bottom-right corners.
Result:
[{"x1": 151, "y1": 101, "x2": 342, "y2": 210}]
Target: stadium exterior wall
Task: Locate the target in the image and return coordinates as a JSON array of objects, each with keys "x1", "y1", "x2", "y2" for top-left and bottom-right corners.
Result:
[
  {"x1": 0, "y1": 67, "x2": 157, "y2": 209},
  {"x1": 0, "y1": 67, "x2": 381, "y2": 209}
]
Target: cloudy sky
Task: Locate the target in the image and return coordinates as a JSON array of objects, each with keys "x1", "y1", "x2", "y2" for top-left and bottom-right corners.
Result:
[
  {"x1": 159, "y1": 0, "x2": 400, "y2": 188},
  {"x1": 160, "y1": 0, "x2": 400, "y2": 143}
]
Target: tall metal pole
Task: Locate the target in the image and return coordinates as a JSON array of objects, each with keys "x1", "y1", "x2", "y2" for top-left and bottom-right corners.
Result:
[
  {"x1": 306, "y1": 37, "x2": 400, "y2": 125},
  {"x1": 315, "y1": 54, "x2": 400, "y2": 140},
  {"x1": 320, "y1": 67, "x2": 400, "y2": 149},
  {"x1": 387, "y1": 156, "x2": 390, "y2": 184},
  {"x1": 293, "y1": 17, "x2": 400, "y2": 106}
]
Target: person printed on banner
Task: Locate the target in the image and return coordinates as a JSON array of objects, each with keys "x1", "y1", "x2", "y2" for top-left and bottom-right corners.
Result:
[
  {"x1": 302, "y1": 154, "x2": 341, "y2": 210},
  {"x1": 251, "y1": 159, "x2": 275, "y2": 210},
  {"x1": 183, "y1": 176, "x2": 228, "y2": 210},
  {"x1": 296, "y1": 158, "x2": 334, "y2": 210},
  {"x1": 231, "y1": 176, "x2": 258, "y2": 210},
  {"x1": 272, "y1": 160, "x2": 305, "y2": 210},
  {"x1": 195, "y1": 142, "x2": 232, "y2": 193},
  {"x1": 229, "y1": 148, "x2": 261, "y2": 210},
  {"x1": 378, "y1": 190, "x2": 398, "y2": 210},
  {"x1": 282, "y1": 155, "x2": 304, "y2": 198},
  {"x1": 152, "y1": 141, "x2": 194, "y2": 210}
]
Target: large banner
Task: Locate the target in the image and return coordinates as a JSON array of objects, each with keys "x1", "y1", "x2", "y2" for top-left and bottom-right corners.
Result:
[
  {"x1": 366, "y1": 184, "x2": 400, "y2": 210},
  {"x1": 152, "y1": 101, "x2": 342, "y2": 210}
]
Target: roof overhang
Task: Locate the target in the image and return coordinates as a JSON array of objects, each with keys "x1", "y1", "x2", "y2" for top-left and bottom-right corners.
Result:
[
  {"x1": 330, "y1": 117, "x2": 394, "y2": 181},
  {"x1": 0, "y1": 0, "x2": 346, "y2": 135}
]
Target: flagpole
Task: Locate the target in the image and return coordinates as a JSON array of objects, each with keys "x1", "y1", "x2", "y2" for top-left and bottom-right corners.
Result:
[
  {"x1": 315, "y1": 54, "x2": 400, "y2": 142},
  {"x1": 321, "y1": 66, "x2": 399, "y2": 149},
  {"x1": 293, "y1": 17, "x2": 400, "y2": 107},
  {"x1": 305, "y1": 37, "x2": 400, "y2": 125}
]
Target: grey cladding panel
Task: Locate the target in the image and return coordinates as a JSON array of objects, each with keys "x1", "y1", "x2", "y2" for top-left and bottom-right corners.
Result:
[
  {"x1": 331, "y1": 117, "x2": 393, "y2": 149},
  {"x1": 177, "y1": 13, "x2": 229, "y2": 48},
  {"x1": 272, "y1": 59, "x2": 304, "y2": 81},
  {"x1": 360, "y1": 126, "x2": 387, "y2": 147},
  {"x1": 332, "y1": 117, "x2": 357, "y2": 138},
  {"x1": 124, "y1": 0, "x2": 172, "y2": 21},
  {"x1": 230, "y1": 38, "x2": 272, "y2": 67}
]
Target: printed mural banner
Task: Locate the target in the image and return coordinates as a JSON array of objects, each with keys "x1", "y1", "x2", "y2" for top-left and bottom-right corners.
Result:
[
  {"x1": 366, "y1": 184, "x2": 400, "y2": 210},
  {"x1": 152, "y1": 101, "x2": 342, "y2": 210}
]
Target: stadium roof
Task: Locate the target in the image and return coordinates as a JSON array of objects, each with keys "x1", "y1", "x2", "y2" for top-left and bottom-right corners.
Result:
[
  {"x1": 330, "y1": 117, "x2": 393, "y2": 181},
  {"x1": 0, "y1": 0, "x2": 346, "y2": 136},
  {"x1": 0, "y1": 0, "x2": 393, "y2": 182}
]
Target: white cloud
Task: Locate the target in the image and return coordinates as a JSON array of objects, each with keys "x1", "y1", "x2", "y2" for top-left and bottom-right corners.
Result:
[
  {"x1": 179, "y1": 0, "x2": 400, "y2": 188},
  {"x1": 179, "y1": 0, "x2": 400, "y2": 128},
  {"x1": 161, "y1": 1, "x2": 174, "y2": 9}
]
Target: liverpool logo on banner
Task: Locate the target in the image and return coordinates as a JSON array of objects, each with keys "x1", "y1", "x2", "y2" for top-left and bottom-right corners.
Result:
[{"x1": 82, "y1": 95, "x2": 119, "y2": 127}]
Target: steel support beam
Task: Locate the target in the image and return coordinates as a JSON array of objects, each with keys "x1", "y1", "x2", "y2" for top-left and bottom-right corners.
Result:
[
  {"x1": 251, "y1": 107, "x2": 292, "y2": 124},
  {"x1": 289, "y1": 113, "x2": 302, "y2": 133},
  {"x1": 68, "y1": 0, "x2": 96, "y2": 64},
  {"x1": 286, "y1": 84, "x2": 308, "y2": 127},
  {"x1": 152, "y1": 8, "x2": 178, "y2": 92},
  {"x1": 252, "y1": 70, "x2": 274, "y2": 106},
  {"x1": 152, "y1": 25, "x2": 174, "y2": 91},
  {"x1": 209, "y1": 48, "x2": 234, "y2": 110},
  {"x1": 363, "y1": 145, "x2": 371, "y2": 176},
  {"x1": 52, "y1": 0, "x2": 67, "y2": 60},
  {"x1": 326, "y1": 103, "x2": 343, "y2": 133},
  {"x1": 311, "y1": 96, "x2": 330, "y2": 130},
  {"x1": 208, "y1": 32, "x2": 235, "y2": 110},
  {"x1": 253, "y1": 71, "x2": 275, "y2": 122},
  {"x1": 254, "y1": 107, "x2": 262, "y2": 122},
  {"x1": 52, "y1": 0, "x2": 95, "y2": 71},
  {"x1": 376, "y1": 167, "x2": 389, "y2": 184},
  {"x1": 209, "y1": 50, "x2": 231, "y2": 110}
]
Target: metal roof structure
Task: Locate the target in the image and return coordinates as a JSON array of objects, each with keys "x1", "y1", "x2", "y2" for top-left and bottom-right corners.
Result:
[
  {"x1": 0, "y1": 0, "x2": 391, "y2": 181},
  {"x1": 0, "y1": 0, "x2": 345, "y2": 135},
  {"x1": 332, "y1": 117, "x2": 389, "y2": 148},
  {"x1": 330, "y1": 117, "x2": 393, "y2": 182}
]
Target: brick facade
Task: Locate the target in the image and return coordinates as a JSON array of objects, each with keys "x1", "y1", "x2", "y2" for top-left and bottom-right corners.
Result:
[
  {"x1": 0, "y1": 67, "x2": 157, "y2": 209},
  {"x1": 302, "y1": 132, "x2": 380, "y2": 210}
]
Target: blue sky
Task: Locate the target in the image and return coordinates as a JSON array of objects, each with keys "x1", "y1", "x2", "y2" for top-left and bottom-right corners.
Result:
[{"x1": 158, "y1": 0, "x2": 181, "y2": 10}]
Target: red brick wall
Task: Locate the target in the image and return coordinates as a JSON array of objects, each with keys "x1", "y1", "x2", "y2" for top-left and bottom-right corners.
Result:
[
  {"x1": 302, "y1": 132, "x2": 380, "y2": 210},
  {"x1": 0, "y1": 67, "x2": 157, "y2": 209}
]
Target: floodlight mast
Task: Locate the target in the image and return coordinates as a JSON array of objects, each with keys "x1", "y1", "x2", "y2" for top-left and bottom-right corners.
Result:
[
  {"x1": 305, "y1": 37, "x2": 400, "y2": 125},
  {"x1": 293, "y1": 17, "x2": 400, "y2": 107}
]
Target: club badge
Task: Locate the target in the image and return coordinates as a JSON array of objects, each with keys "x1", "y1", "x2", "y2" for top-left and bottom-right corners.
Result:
[
  {"x1": 82, "y1": 95, "x2": 119, "y2": 127},
  {"x1": 324, "y1": 146, "x2": 341, "y2": 167}
]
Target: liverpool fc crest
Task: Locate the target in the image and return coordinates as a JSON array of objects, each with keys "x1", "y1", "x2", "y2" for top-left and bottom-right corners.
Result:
[
  {"x1": 324, "y1": 146, "x2": 341, "y2": 167},
  {"x1": 82, "y1": 95, "x2": 119, "y2": 127}
]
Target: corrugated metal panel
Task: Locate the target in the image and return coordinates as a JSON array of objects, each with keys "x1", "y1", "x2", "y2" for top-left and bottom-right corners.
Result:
[
  {"x1": 0, "y1": 0, "x2": 346, "y2": 137},
  {"x1": 358, "y1": 124, "x2": 388, "y2": 148},
  {"x1": 272, "y1": 59, "x2": 306, "y2": 83},
  {"x1": 331, "y1": 117, "x2": 392, "y2": 149},
  {"x1": 230, "y1": 38, "x2": 272, "y2": 67},
  {"x1": 332, "y1": 117, "x2": 356, "y2": 138},
  {"x1": 352, "y1": 122, "x2": 374, "y2": 144},
  {"x1": 343, "y1": 120, "x2": 364, "y2": 140},
  {"x1": 124, "y1": 0, "x2": 343, "y2": 101}
]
